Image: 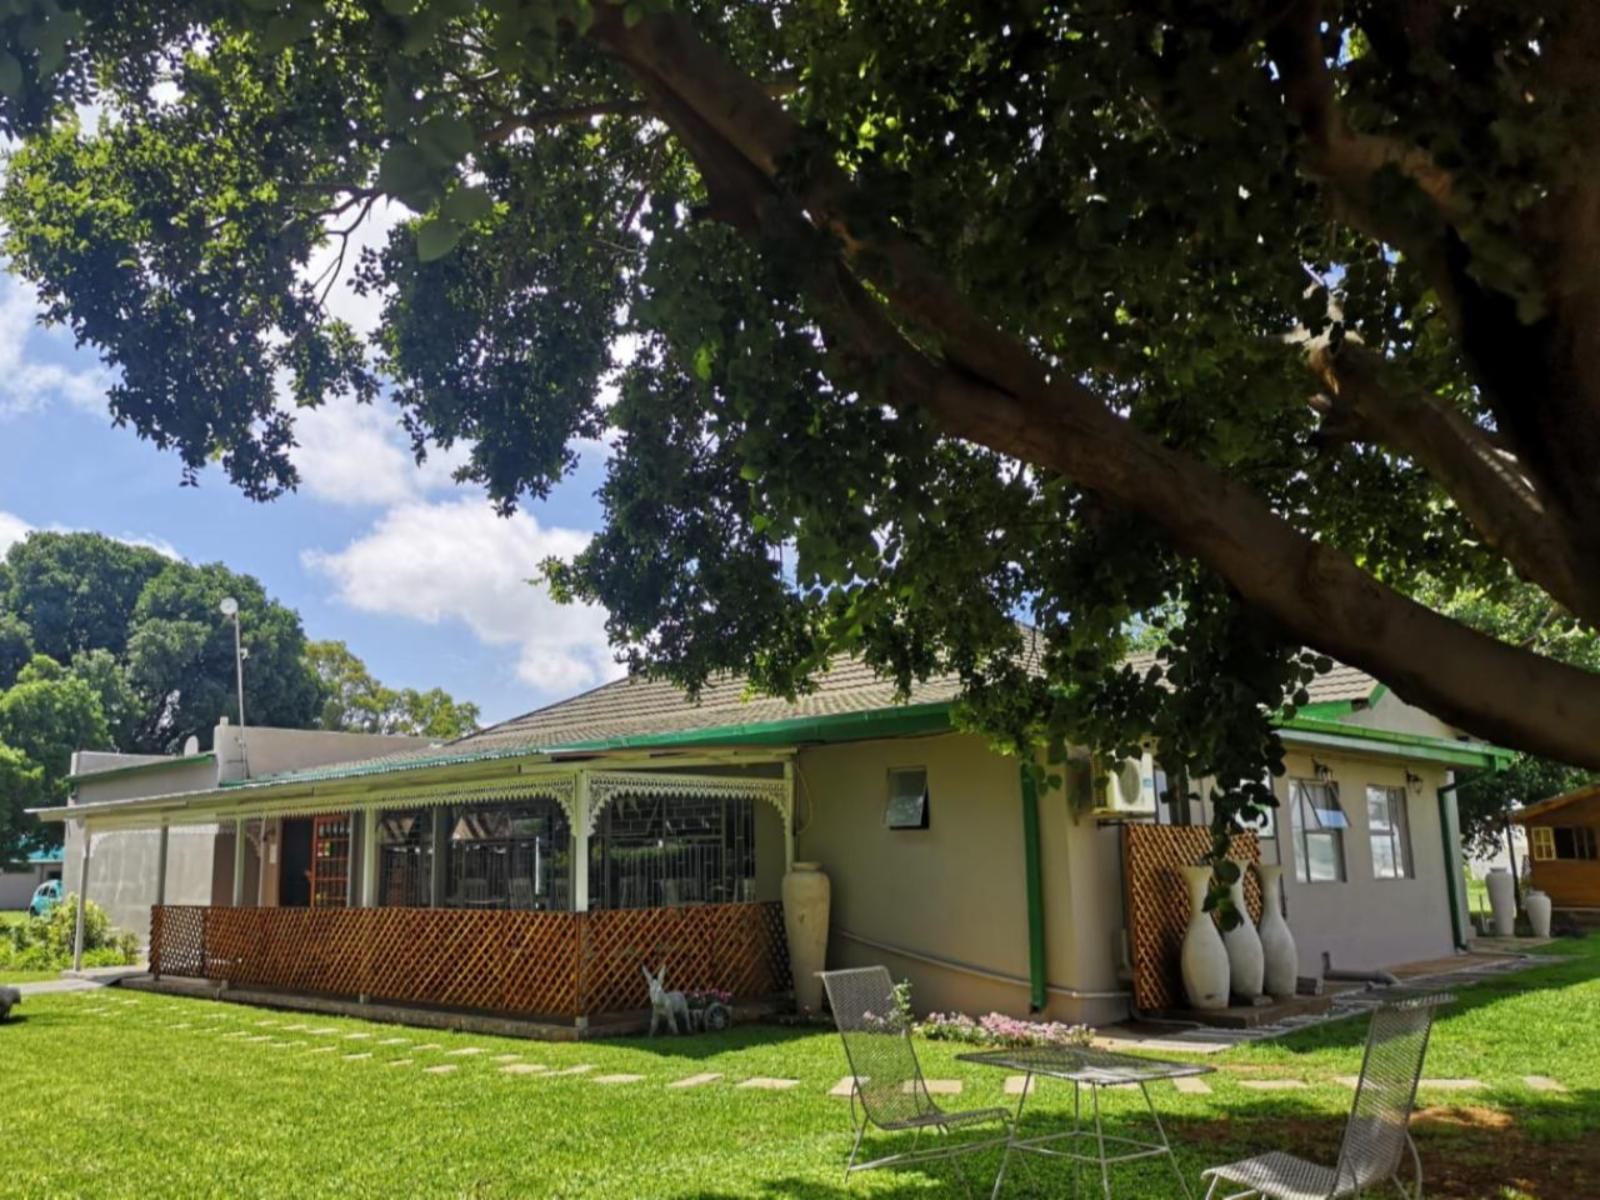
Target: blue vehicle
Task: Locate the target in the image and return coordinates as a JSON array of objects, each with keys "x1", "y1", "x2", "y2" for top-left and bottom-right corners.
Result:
[{"x1": 27, "y1": 879, "x2": 61, "y2": 918}]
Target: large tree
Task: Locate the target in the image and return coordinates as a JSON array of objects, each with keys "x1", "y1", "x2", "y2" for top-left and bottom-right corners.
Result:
[
  {"x1": 309, "y1": 639, "x2": 481, "y2": 738},
  {"x1": 5, "y1": 1, "x2": 1600, "y2": 840}
]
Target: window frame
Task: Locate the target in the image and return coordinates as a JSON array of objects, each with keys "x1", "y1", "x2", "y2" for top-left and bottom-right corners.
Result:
[
  {"x1": 1551, "y1": 825, "x2": 1598, "y2": 861},
  {"x1": 885, "y1": 766, "x2": 931, "y2": 831},
  {"x1": 1364, "y1": 784, "x2": 1414, "y2": 881},
  {"x1": 1290, "y1": 778, "x2": 1348, "y2": 884},
  {"x1": 1530, "y1": 826, "x2": 1555, "y2": 861}
]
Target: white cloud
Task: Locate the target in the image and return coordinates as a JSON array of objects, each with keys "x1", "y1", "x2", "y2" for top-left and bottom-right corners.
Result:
[
  {"x1": 0, "y1": 278, "x2": 112, "y2": 420},
  {"x1": 291, "y1": 393, "x2": 472, "y2": 507},
  {"x1": 0, "y1": 510, "x2": 181, "y2": 561},
  {"x1": 304, "y1": 197, "x2": 404, "y2": 340},
  {"x1": 303, "y1": 498, "x2": 620, "y2": 695}
]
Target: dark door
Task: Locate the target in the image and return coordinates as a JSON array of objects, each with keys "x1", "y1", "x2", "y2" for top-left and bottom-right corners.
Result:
[{"x1": 280, "y1": 818, "x2": 313, "y2": 908}]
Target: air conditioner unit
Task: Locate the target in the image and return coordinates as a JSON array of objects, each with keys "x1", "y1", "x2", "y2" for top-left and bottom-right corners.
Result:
[{"x1": 1095, "y1": 752, "x2": 1158, "y2": 815}]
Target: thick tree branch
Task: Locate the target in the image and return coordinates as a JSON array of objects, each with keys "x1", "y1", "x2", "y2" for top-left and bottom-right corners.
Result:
[
  {"x1": 584, "y1": 5, "x2": 1600, "y2": 768},
  {"x1": 1265, "y1": 0, "x2": 1461, "y2": 316},
  {"x1": 1307, "y1": 337, "x2": 1600, "y2": 629}
]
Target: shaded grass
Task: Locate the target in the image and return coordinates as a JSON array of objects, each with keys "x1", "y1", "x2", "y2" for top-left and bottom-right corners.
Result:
[{"x1": 3, "y1": 938, "x2": 1596, "y2": 1198}]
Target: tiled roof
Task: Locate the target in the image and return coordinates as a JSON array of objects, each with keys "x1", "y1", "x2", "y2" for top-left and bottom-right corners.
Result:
[{"x1": 239, "y1": 643, "x2": 1382, "y2": 788}]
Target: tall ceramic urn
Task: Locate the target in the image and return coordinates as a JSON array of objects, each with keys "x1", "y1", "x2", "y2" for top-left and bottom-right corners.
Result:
[
  {"x1": 1255, "y1": 864, "x2": 1299, "y2": 998},
  {"x1": 1486, "y1": 867, "x2": 1517, "y2": 937},
  {"x1": 1180, "y1": 865, "x2": 1230, "y2": 1010},
  {"x1": 782, "y1": 861, "x2": 831, "y2": 1013},
  {"x1": 1221, "y1": 876, "x2": 1265, "y2": 999},
  {"x1": 1525, "y1": 889, "x2": 1552, "y2": 939}
]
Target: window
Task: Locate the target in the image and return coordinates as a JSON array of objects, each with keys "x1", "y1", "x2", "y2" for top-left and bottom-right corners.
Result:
[
  {"x1": 1366, "y1": 786, "x2": 1414, "y2": 880},
  {"x1": 377, "y1": 809, "x2": 433, "y2": 906},
  {"x1": 886, "y1": 767, "x2": 930, "y2": 830},
  {"x1": 590, "y1": 792, "x2": 755, "y2": 909},
  {"x1": 447, "y1": 800, "x2": 571, "y2": 911},
  {"x1": 1531, "y1": 826, "x2": 1555, "y2": 861},
  {"x1": 1552, "y1": 825, "x2": 1598, "y2": 860},
  {"x1": 1290, "y1": 779, "x2": 1347, "y2": 883}
]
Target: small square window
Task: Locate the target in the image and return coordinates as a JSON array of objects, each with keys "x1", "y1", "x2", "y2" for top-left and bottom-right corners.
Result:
[
  {"x1": 886, "y1": 768, "x2": 930, "y2": 830},
  {"x1": 1530, "y1": 826, "x2": 1555, "y2": 861}
]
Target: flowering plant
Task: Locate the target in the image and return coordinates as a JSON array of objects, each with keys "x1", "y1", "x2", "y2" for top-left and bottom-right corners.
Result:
[
  {"x1": 917, "y1": 1010, "x2": 1093, "y2": 1049},
  {"x1": 685, "y1": 988, "x2": 733, "y2": 1009}
]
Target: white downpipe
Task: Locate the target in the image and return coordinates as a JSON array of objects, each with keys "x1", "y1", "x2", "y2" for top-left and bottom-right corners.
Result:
[
  {"x1": 834, "y1": 927, "x2": 1130, "y2": 1002},
  {"x1": 72, "y1": 819, "x2": 91, "y2": 973}
]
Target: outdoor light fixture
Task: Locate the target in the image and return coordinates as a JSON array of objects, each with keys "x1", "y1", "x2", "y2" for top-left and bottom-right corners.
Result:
[
  {"x1": 1312, "y1": 758, "x2": 1334, "y2": 782},
  {"x1": 218, "y1": 596, "x2": 246, "y2": 728},
  {"x1": 1406, "y1": 770, "x2": 1424, "y2": 794}
]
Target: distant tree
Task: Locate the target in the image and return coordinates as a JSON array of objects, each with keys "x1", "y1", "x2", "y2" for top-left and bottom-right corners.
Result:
[
  {"x1": 0, "y1": 532, "x2": 168, "y2": 662},
  {"x1": 0, "y1": 655, "x2": 110, "y2": 847},
  {"x1": 309, "y1": 639, "x2": 479, "y2": 740},
  {"x1": 68, "y1": 648, "x2": 140, "y2": 751},
  {"x1": 125, "y1": 562, "x2": 323, "y2": 752},
  {"x1": 0, "y1": 611, "x2": 33, "y2": 690},
  {"x1": 0, "y1": 741, "x2": 47, "y2": 864}
]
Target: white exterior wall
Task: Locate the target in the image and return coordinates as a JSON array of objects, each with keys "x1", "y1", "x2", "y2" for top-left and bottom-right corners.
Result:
[{"x1": 0, "y1": 861, "x2": 60, "y2": 909}]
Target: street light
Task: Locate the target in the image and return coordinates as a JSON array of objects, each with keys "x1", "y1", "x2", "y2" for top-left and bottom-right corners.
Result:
[{"x1": 219, "y1": 596, "x2": 245, "y2": 729}]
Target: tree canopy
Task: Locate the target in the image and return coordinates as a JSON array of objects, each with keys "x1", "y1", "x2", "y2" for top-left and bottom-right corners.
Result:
[
  {"x1": 308, "y1": 639, "x2": 481, "y2": 738},
  {"x1": 6, "y1": 1, "x2": 1600, "y2": 850}
]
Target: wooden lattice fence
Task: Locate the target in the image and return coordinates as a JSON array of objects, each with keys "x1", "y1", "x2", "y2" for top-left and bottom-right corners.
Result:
[
  {"x1": 150, "y1": 901, "x2": 788, "y2": 1021},
  {"x1": 1121, "y1": 825, "x2": 1262, "y2": 1013}
]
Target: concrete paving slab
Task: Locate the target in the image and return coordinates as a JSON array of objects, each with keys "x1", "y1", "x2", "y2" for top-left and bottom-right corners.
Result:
[
  {"x1": 445, "y1": 1047, "x2": 485, "y2": 1057},
  {"x1": 491, "y1": 1053, "x2": 522, "y2": 1063},
  {"x1": 501, "y1": 1063, "x2": 548, "y2": 1076},
  {"x1": 1172, "y1": 1077, "x2": 1212, "y2": 1095},
  {"x1": 1419, "y1": 1079, "x2": 1483, "y2": 1091},
  {"x1": 670, "y1": 1073, "x2": 724, "y2": 1089},
  {"x1": 1004, "y1": 1076, "x2": 1034, "y2": 1097},
  {"x1": 593, "y1": 1073, "x2": 645, "y2": 1084},
  {"x1": 1524, "y1": 1076, "x2": 1568, "y2": 1093},
  {"x1": 377, "y1": 1037, "x2": 409, "y2": 1046},
  {"x1": 549, "y1": 1064, "x2": 594, "y2": 1076},
  {"x1": 423, "y1": 1064, "x2": 458, "y2": 1075},
  {"x1": 829, "y1": 1077, "x2": 860, "y2": 1098},
  {"x1": 906, "y1": 1079, "x2": 961, "y2": 1095},
  {"x1": 1238, "y1": 1079, "x2": 1309, "y2": 1091},
  {"x1": 388, "y1": 1059, "x2": 414, "y2": 1068},
  {"x1": 343, "y1": 1052, "x2": 372, "y2": 1061},
  {"x1": 739, "y1": 1077, "x2": 800, "y2": 1090}
]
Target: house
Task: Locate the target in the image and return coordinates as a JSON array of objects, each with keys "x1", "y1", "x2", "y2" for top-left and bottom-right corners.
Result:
[
  {"x1": 34, "y1": 656, "x2": 1507, "y2": 1027},
  {"x1": 1511, "y1": 784, "x2": 1600, "y2": 913},
  {"x1": 0, "y1": 848, "x2": 63, "y2": 911},
  {"x1": 59, "y1": 719, "x2": 432, "y2": 942}
]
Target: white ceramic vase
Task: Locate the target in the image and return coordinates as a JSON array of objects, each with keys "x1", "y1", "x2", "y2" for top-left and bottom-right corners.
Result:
[
  {"x1": 1486, "y1": 867, "x2": 1517, "y2": 937},
  {"x1": 1180, "y1": 865, "x2": 1230, "y2": 1011},
  {"x1": 782, "y1": 861, "x2": 831, "y2": 1013},
  {"x1": 1222, "y1": 877, "x2": 1265, "y2": 999},
  {"x1": 1256, "y1": 864, "x2": 1299, "y2": 999},
  {"x1": 1525, "y1": 889, "x2": 1552, "y2": 939}
]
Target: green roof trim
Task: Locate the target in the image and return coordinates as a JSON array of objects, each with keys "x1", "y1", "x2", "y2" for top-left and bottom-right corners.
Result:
[
  {"x1": 67, "y1": 751, "x2": 215, "y2": 786},
  {"x1": 540, "y1": 701, "x2": 954, "y2": 752},
  {"x1": 1278, "y1": 716, "x2": 1512, "y2": 769}
]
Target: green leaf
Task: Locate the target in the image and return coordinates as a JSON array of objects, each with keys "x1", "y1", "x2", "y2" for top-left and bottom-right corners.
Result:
[
  {"x1": 416, "y1": 217, "x2": 463, "y2": 262},
  {"x1": 623, "y1": 2, "x2": 645, "y2": 28},
  {"x1": 381, "y1": 0, "x2": 420, "y2": 14},
  {"x1": 0, "y1": 52, "x2": 21, "y2": 99},
  {"x1": 440, "y1": 185, "x2": 494, "y2": 225},
  {"x1": 692, "y1": 343, "x2": 714, "y2": 381},
  {"x1": 415, "y1": 114, "x2": 477, "y2": 168},
  {"x1": 377, "y1": 142, "x2": 431, "y2": 201}
]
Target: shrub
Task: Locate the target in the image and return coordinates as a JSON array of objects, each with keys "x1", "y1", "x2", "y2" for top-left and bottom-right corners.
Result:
[{"x1": 0, "y1": 894, "x2": 138, "y2": 971}]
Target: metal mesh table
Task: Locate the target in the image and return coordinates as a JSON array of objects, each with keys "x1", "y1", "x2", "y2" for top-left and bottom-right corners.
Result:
[{"x1": 958, "y1": 1045, "x2": 1213, "y2": 1198}]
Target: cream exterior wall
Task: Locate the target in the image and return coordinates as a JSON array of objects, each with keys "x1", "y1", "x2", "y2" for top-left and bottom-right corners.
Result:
[
  {"x1": 793, "y1": 732, "x2": 1130, "y2": 1026},
  {"x1": 1272, "y1": 747, "x2": 1458, "y2": 975}
]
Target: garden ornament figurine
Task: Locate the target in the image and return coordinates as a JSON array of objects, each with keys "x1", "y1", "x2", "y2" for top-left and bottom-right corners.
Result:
[
  {"x1": 0, "y1": 985, "x2": 20, "y2": 1021},
  {"x1": 643, "y1": 964, "x2": 691, "y2": 1036}
]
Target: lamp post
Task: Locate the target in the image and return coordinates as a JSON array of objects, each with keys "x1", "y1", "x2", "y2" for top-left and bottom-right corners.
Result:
[{"x1": 219, "y1": 596, "x2": 245, "y2": 729}]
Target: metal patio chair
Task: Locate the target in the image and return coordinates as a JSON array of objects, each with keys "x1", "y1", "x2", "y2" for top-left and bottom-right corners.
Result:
[
  {"x1": 820, "y1": 966, "x2": 1013, "y2": 1188},
  {"x1": 1202, "y1": 991, "x2": 1453, "y2": 1200}
]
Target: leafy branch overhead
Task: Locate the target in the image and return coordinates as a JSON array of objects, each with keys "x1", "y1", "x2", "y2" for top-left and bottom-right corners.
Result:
[{"x1": 6, "y1": 1, "x2": 1600, "y2": 851}]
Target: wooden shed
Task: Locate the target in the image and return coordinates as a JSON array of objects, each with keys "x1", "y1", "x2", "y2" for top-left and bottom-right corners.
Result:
[{"x1": 1513, "y1": 784, "x2": 1600, "y2": 908}]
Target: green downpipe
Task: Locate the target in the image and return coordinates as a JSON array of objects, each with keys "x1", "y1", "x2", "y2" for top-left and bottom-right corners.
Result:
[
  {"x1": 1437, "y1": 778, "x2": 1468, "y2": 951},
  {"x1": 1020, "y1": 764, "x2": 1048, "y2": 1011}
]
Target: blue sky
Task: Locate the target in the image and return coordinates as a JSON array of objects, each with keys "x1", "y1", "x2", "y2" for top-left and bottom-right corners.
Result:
[{"x1": 0, "y1": 207, "x2": 623, "y2": 726}]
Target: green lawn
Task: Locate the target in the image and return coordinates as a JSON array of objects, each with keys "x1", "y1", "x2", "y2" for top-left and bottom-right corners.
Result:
[{"x1": 4, "y1": 940, "x2": 1596, "y2": 1199}]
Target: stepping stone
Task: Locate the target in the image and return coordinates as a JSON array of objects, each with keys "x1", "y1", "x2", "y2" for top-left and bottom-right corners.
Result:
[
  {"x1": 388, "y1": 1059, "x2": 414, "y2": 1068},
  {"x1": 1004, "y1": 1076, "x2": 1035, "y2": 1097},
  {"x1": 307, "y1": 1027, "x2": 339, "y2": 1035},
  {"x1": 281, "y1": 1024, "x2": 310, "y2": 1032},
  {"x1": 1238, "y1": 1080, "x2": 1309, "y2": 1091},
  {"x1": 1172, "y1": 1077, "x2": 1213, "y2": 1096},
  {"x1": 222, "y1": 1031, "x2": 250, "y2": 1039},
  {"x1": 906, "y1": 1079, "x2": 961, "y2": 1095},
  {"x1": 343, "y1": 1032, "x2": 372, "y2": 1041},
  {"x1": 254, "y1": 1019, "x2": 278, "y2": 1027},
  {"x1": 829, "y1": 1077, "x2": 860, "y2": 1098},
  {"x1": 411, "y1": 1043, "x2": 442, "y2": 1052},
  {"x1": 501, "y1": 1063, "x2": 548, "y2": 1076},
  {"x1": 592, "y1": 1073, "x2": 645, "y2": 1085},
  {"x1": 267, "y1": 1041, "x2": 295, "y2": 1049},
  {"x1": 242, "y1": 1035, "x2": 272, "y2": 1043},
  {"x1": 167, "y1": 1022, "x2": 191, "y2": 1030},
  {"x1": 671, "y1": 1073, "x2": 724, "y2": 1090},
  {"x1": 1333, "y1": 1076, "x2": 1362, "y2": 1089},
  {"x1": 377, "y1": 1038, "x2": 409, "y2": 1046},
  {"x1": 423, "y1": 1064, "x2": 458, "y2": 1075},
  {"x1": 1419, "y1": 1079, "x2": 1483, "y2": 1091},
  {"x1": 1524, "y1": 1075, "x2": 1567, "y2": 1093},
  {"x1": 738, "y1": 1077, "x2": 800, "y2": 1091},
  {"x1": 343, "y1": 1052, "x2": 372, "y2": 1061},
  {"x1": 308, "y1": 1046, "x2": 336, "y2": 1055},
  {"x1": 549, "y1": 1065, "x2": 594, "y2": 1077},
  {"x1": 445, "y1": 1047, "x2": 484, "y2": 1057},
  {"x1": 491, "y1": 1053, "x2": 522, "y2": 1063}
]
